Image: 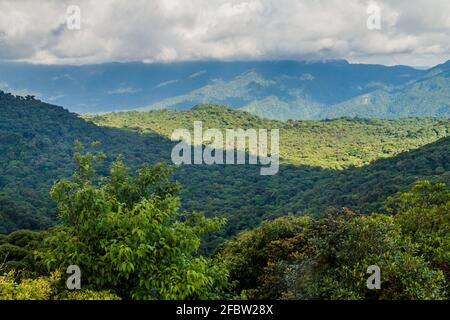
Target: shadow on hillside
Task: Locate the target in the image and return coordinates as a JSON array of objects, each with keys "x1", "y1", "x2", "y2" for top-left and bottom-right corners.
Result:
[{"x1": 2, "y1": 94, "x2": 449, "y2": 246}]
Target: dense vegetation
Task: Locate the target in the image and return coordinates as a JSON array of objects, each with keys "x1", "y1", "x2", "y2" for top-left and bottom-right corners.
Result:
[
  {"x1": 0, "y1": 91, "x2": 171, "y2": 232},
  {"x1": 219, "y1": 180, "x2": 449, "y2": 299},
  {"x1": 2, "y1": 146, "x2": 233, "y2": 299},
  {"x1": 0, "y1": 92, "x2": 449, "y2": 299},
  {"x1": 2, "y1": 91, "x2": 450, "y2": 242},
  {"x1": 87, "y1": 104, "x2": 450, "y2": 169},
  {"x1": 87, "y1": 105, "x2": 450, "y2": 246},
  {"x1": 1, "y1": 156, "x2": 448, "y2": 299},
  {"x1": 40, "y1": 145, "x2": 230, "y2": 299}
]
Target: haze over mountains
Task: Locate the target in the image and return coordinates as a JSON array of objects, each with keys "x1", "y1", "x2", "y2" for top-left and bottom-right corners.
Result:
[{"x1": 1, "y1": 59, "x2": 449, "y2": 120}]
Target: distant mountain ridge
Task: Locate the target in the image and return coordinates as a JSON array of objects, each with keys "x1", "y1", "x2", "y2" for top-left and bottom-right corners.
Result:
[
  {"x1": 1, "y1": 59, "x2": 440, "y2": 119},
  {"x1": 323, "y1": 60, "x2": 450, "y2": 119}
]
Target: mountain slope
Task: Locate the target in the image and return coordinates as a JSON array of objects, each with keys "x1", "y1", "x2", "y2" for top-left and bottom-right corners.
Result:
[
  {"x1": 90, "y1": 105, "x2": 450, "y2": 240},
  {"x1": 87, "y1": 105, "x2": 450, "y2": 169},
  {"x1": 0, "y1": 91, "x2": 172, "y2": 232},
  {"x1": 135, "y1": 60, "x2": 424, "y2": 119},
  {"x1": 2, "y1": 60, "x2": 449, "y2": 120},
  {"x1": 0, "y1": 60, "x2": 424, "y2": 117},
  {"x1": 1, "y1": 93, "x2": 450, "y2": 241},
  {"x1": 325, "y1": 60, "x2": 450, "y2": 118}
]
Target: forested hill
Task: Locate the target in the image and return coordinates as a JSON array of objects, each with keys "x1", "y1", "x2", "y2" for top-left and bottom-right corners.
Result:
[
  {"x1": 87, "y1": 104, "x2": 450, "y2": 169},
  {"x1": 90, "y1": 106, "x2": 450, "y2": 238},
  {"x1": 1, "y1": 92, "x2": 450, "y2": 241},
  {"x1": 0, "y1": 91, "x2": 173, "y2": 232},
  {"x1": 324, "y1": 60, "x2": 450, "y2": 119}
]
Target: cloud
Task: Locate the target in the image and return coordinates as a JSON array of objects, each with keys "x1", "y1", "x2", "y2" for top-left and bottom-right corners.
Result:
[
  {"x1": 51, "y1": 74, "x2": 73, "y2": 81},
  {"x1": 0, "y1": 0, "x2": 449, "y2": 66},
  {"x1": 47, "y1": 94, "x2": 65, "y2": 101},
  {"x1": 188, "y1": 70, "x2": 208, "y2": 79},
  {"x1": 107, "y1": 87, "x2": 138, "y2": 94},
  {"x1": 154, "y1": 80, "x2": 178, "y2": 88}
]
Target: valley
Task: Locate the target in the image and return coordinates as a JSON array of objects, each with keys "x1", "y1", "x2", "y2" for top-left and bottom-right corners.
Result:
[
  {"x1": 1, "y1": 0, "x2": 449, "y2": 303},
  {"x1": 1, "y1": 92, "x2": 449, "y2": 244},
  {"x1": 0, "y1": 90, "x2": 449, "y2": 299}
]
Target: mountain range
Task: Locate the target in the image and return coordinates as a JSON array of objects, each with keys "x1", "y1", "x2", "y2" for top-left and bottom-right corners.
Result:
[{"x1": 1, "y1": 59, "x2": 449, "y2": 120}]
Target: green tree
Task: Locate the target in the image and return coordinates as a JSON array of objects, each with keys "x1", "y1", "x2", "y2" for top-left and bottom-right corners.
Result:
[
  {"x1": 218, "y1": 215, "x2": 311, "y2": 298},
  {"x1": 298, "y1": 212, "x2": 447, "y2": 300},
  {"x1": 221, "y1": 207, "x2": 448, "y2": 300},
  {"x1": 0, "y1": 230, "x2": 46, "y2": 276},
  {"x1": 387, "y1": 181, "x2": 450, "y2": 288},
  {"x1": 0, "y1": 270, "x2": 60, "y2": 300},
  {"x1": 0, "y1": 270, "x2": 120, "y2": 300},
  {"x1": 40, "y1": 143, "x2": 230, "y2": 299}
]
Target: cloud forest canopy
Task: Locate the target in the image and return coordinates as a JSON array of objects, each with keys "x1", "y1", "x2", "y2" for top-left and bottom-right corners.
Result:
[
  {"x1": 1, "y1": 0, "x2": 450, "y2": 304},
  {"x1": 0, "y1": 91, "x2": 449, "y2": 300},
  {"x1": 1, "y1": 91, "x2": 450, "y2": 242}
]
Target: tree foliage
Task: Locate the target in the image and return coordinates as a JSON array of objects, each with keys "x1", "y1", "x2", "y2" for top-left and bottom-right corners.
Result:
[
  {"x1": 0, "y1": 270, "x2": 120, "y2": 300},
  {"x1": 39, "y1": 144, "x2": 230, "y2": 299},
  {"x1": 220, "y1": 183, "x2": 450, "y2": 299}
]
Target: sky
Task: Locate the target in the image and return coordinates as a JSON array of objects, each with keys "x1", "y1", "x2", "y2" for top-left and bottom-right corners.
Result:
[{"x1": 0, "y1": 0, "x2": 449, "y2": 67}]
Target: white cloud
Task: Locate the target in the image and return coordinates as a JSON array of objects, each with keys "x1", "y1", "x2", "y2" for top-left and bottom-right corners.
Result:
[
  {"x1": 51, "y1": 74, "x2": 73, "y2": 81},
  {"x1": 0, "y1": 0, "x2": 449, "y2": 66},
  {"x1": 107, "y1": 87, "x2": 138, "y2": 95},
  {"x1": 188, "y1": 70, "x2": 208, "y2": 79},
  {"x1": 154, "y1": 80, "x2": 178, "y2": 89},
  {"x1": 47, "y1": 94, "x2": 65, "y2": 101}
]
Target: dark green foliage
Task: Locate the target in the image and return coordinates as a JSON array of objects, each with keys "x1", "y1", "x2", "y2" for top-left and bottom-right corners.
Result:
[
  {"x1": 1, "y1": 91, "x2": 449, "y2": 300},
  {"x1": 0, "y1": 229, "x2": 45, "y2": 275},
  {"x1": 387, "y1": 181, "x2": 450, "y2": 285},
  {"x1": 1, "y1": 92, "x2": 450, "y2": 246},
  {"x1": 217, "y1": 215, "x2": 311, "y2": 296},
  {"x1": 39, "y1": 146, "x2": 230, "y2": 299},
  {"x1": 0, "y1": 91, "x2": 171, "y2": 232},
  {"x1": 220, "y1": 182, "x2": 449, "y2": 299}
]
